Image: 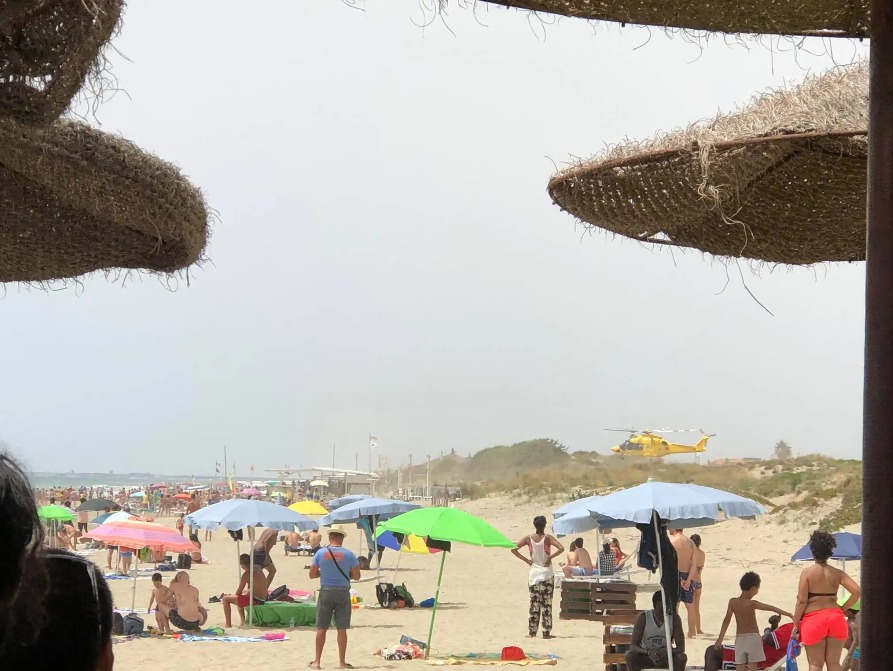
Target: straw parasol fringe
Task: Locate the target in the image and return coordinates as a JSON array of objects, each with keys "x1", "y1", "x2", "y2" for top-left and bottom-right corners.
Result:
[
  {"x1": 0, "y1": 117, "x2": 210, "y2": 283},
  {"x1": 0, "y1": 0, "x2": 123, "y2": 125},
  {"x1": 548, "y1": 62, "x2": 868, "y2": 265},
  {"x1": 474, "y1": 0, "x2": 870, "y2": 37}
]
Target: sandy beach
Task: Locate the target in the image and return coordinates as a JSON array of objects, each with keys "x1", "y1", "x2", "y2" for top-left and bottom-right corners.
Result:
[{"x1": 104, "y1": 495, "x2": 859, "y2": 670}]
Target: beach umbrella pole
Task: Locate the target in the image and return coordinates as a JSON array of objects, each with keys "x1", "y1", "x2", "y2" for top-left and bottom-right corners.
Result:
[
  {"x1": 248, "y1": 529, "x2": 255, "y2": 626},
  {"x1": 236, "y1": 538, "x2": 242, "y2": 582},
  {"x1": 652, "y1": 511, "x2": 674, "y2": 671},
  {"x1": 131, "y1": 554, "x2": 139, "y2": 613},
  {"x1": 392, "y1": 548, "x2": 404, "y2": 584},
  {"x1": 373, "y1": 517, "x2": 381, "y2": 584},
  {"x1": 425, "y1": 550, "x2": 447, "y2": 659}
]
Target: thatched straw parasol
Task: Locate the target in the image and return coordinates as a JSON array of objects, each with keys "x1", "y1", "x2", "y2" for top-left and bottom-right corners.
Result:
[
  {"x1": 0, "y1": 117, "x2": 210, "y2": 282},
  {"x1": 548, "y1": 63, "x2": 868, "y2": 265},
  {"x1": 0, "y1": 0, "x2": 123, "y2": 125},
  {"x1": 478, "y1": 0, "x2": 870, "y2": 37}
]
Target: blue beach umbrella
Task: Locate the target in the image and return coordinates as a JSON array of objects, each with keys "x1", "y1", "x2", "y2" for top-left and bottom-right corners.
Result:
[
  {"x1": 319, "y1": 498, "x2": 422, "y2": 582},
  {"x1": 317, "y1": 497, "x2": 420, "y2": 526},
  {"x1": 584, "y1": 481, "x2": 765, "y2": 528},
  {"x1": 184, "y1": 498, "x2": 317, "y2": 626},
  {"x1": 184, "y1": 498, "x2": 317, "y2": 531},
  {"x1": 326, "y1": 494, "x2": 372, "y2": 510},
  {"x1": 580, "y1": 481, "x2": 766, "y2": 671},
  {"x1": 791, "y1": 531, "x2": 862, "y2": 562}
]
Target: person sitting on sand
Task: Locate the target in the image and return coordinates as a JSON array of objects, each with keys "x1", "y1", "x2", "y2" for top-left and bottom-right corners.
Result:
[
  {"x1": 57, "y1": 522, "x2": 76, "y2": 550},
  {"x1": 307, "y1": 528, "x2": 322, "y2": 552},
  {"x1": 284, "y1": 530, "x2": 303, "y2": 556},
  {"x1": 562, "y1": 538, "x2": 595, "y2": 577},
  {"x1": 715, "y1": 571, "x2": 793, "y2": 671},
  {"x1": 627, "y1": 589, "x2": 687, "y2": 671},
  {"x1": 148, "y1": 572, "x2": 173, "y2": 633},
  {"x1": 166, "y1": 571, "x2": 208, "y2": 632},
  {"x1": 188, "y1": 534, "x2": 205, "y2": 564},
  {"x1": 253, "y1": 528, "x2": 278, "y2": 584},
  {"x1": 222, "y1": 554, "x2": 269, "y2": 628}
]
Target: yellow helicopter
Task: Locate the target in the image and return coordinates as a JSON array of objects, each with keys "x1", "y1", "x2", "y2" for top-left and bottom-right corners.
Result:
[{"x1": 607, "y1": 428, "x2": 715, "y2": 459}]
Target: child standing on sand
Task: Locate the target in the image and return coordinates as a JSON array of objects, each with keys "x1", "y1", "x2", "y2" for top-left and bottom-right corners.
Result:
[
  {"x1": 715, "y1": 572, "x2": 793, "y2": 671},
  {"x1": 148, "y1": 572, "x2": 173, "y2": 633}
]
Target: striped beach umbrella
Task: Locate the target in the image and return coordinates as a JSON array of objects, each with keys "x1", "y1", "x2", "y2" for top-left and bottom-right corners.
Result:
[{"x1": 84, "y1": 520, "x2": 196, "y2": 612}]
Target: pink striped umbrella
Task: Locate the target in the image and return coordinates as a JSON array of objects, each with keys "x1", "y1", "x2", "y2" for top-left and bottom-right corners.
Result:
[
  {"x1": 84, "y1": 520, "x2": 196, "y2": 612},
  {"x1": 84, "y1": 520, "x2": 195, "y2": 552}
]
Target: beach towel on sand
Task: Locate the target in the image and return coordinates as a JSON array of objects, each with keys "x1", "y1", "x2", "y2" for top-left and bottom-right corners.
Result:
[
  {"x1": 427, "y1": 660, "x2": 557, "y2": 666},
  {"x1": 429, "y1": 653, "x2": 558, "y2": 666},
  {"x1": 176, "y1": 634, "x2": 287, "y2": 643}
]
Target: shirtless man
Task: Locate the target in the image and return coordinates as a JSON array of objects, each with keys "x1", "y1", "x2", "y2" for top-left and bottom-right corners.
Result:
[
  {"x1": 253, "y1": 528, "x2": 278, "y2": 583},
  {"x1": 306, "y1": 528, "x2": 322, "y2": 551},
  {"x1": 166, "y1": 572, "x2": 208, "y2": 632},
  {"x1": 284, "y1": 530, "x2": 302, "y2": 555},
  {"x1": 562, "y1": 538, "x2": 595, "y2": 577},
  {"x1": 222, "y1": 554, "x2": 269, "y2": 627},
  {"x1": 671, "y1": 529, "x2": 697, "y2": 634}
]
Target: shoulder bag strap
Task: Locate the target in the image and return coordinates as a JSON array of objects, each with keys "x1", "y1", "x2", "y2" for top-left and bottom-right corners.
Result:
[{"x1": 326, "y1": 547, "x2": 351, "y2": 584}]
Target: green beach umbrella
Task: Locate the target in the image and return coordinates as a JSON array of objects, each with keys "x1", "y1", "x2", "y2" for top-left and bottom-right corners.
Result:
[
  {"x1": 377, "y1": 507, "x2": 515, "y2": 657},
  {"x1": 37, "y1": 505, "x2": 75, "y2": 522}
]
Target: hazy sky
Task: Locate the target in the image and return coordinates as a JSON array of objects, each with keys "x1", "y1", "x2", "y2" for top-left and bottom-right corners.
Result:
[{"x1": 1, "y1": 1, "x2": 870, "y2": 476}]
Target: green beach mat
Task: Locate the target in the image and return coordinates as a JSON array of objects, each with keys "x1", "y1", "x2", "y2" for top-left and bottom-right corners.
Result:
[{"x1": 245, "y1": 602, "x2": 319, "y2": 627}]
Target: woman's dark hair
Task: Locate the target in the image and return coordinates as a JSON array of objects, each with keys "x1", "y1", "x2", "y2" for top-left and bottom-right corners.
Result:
[
  {"x1": 533, "y1": 516, "x2": 547, "y2": 533},
  {"x1": 690, "y1": 534, "x2": 701, "y2": 547},
  {"x1": 0, "y1": 453, "x2": 46, "y2": 655},
  {"x1": 809, "y1": 530, "x2": 836, "y2": 562},
  {"x1": 2, "y1": 549, "x2": 112, "y2": 670}
]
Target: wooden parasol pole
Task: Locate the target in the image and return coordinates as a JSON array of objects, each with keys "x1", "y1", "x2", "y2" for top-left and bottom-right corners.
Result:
[{"x1": 863, "y1": 1, "x2": 893, "y2": 667}]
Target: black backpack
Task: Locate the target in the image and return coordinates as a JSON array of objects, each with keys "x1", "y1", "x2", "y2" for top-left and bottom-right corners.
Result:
[
  {"x1": 376, "y1": 582, "x2": 395, "y2": 608},
  {"x1": 123, "y1": 613, "x2": 144, "y2": 636}
]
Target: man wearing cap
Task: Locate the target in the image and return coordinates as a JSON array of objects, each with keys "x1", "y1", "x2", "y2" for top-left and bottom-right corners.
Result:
[{"x1": 309, "y1": 525, "x2": 361, "y2": 670}]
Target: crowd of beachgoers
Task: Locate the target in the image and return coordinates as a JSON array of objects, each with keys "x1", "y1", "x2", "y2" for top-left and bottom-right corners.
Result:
[{"x1": 3, "y1": 456, "x2": 865, "y2": 671}]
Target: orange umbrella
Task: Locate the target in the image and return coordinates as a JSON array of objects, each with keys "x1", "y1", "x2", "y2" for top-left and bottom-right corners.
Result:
[{"x1": 173, "y1": 493, "x2": 192, "y2": 501}]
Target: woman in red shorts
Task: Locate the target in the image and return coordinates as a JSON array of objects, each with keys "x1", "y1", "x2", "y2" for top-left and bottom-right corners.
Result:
[{"x1": 793, "y1": 531, "x2": 860, "y2": 671}]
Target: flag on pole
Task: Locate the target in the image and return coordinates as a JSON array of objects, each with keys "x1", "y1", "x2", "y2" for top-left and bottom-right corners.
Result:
[{"x1": 370, "y1": 434, "x2": 378, "y2": 450}]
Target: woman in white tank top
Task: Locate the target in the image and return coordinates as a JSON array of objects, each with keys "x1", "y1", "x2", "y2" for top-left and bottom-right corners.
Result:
[{"x1": 512, "y1": 515, "x2": 564, "y2": 638}]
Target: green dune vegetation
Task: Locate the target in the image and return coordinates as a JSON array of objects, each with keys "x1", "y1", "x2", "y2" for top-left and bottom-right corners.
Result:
[{"x1": 392, "y1": 438, "x2": 862, "y2": 532}]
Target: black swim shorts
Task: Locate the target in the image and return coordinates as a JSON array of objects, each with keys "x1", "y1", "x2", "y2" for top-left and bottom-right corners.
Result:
[{"x1": 168, "y1": 609, "x2": 200, "y2": 631}]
